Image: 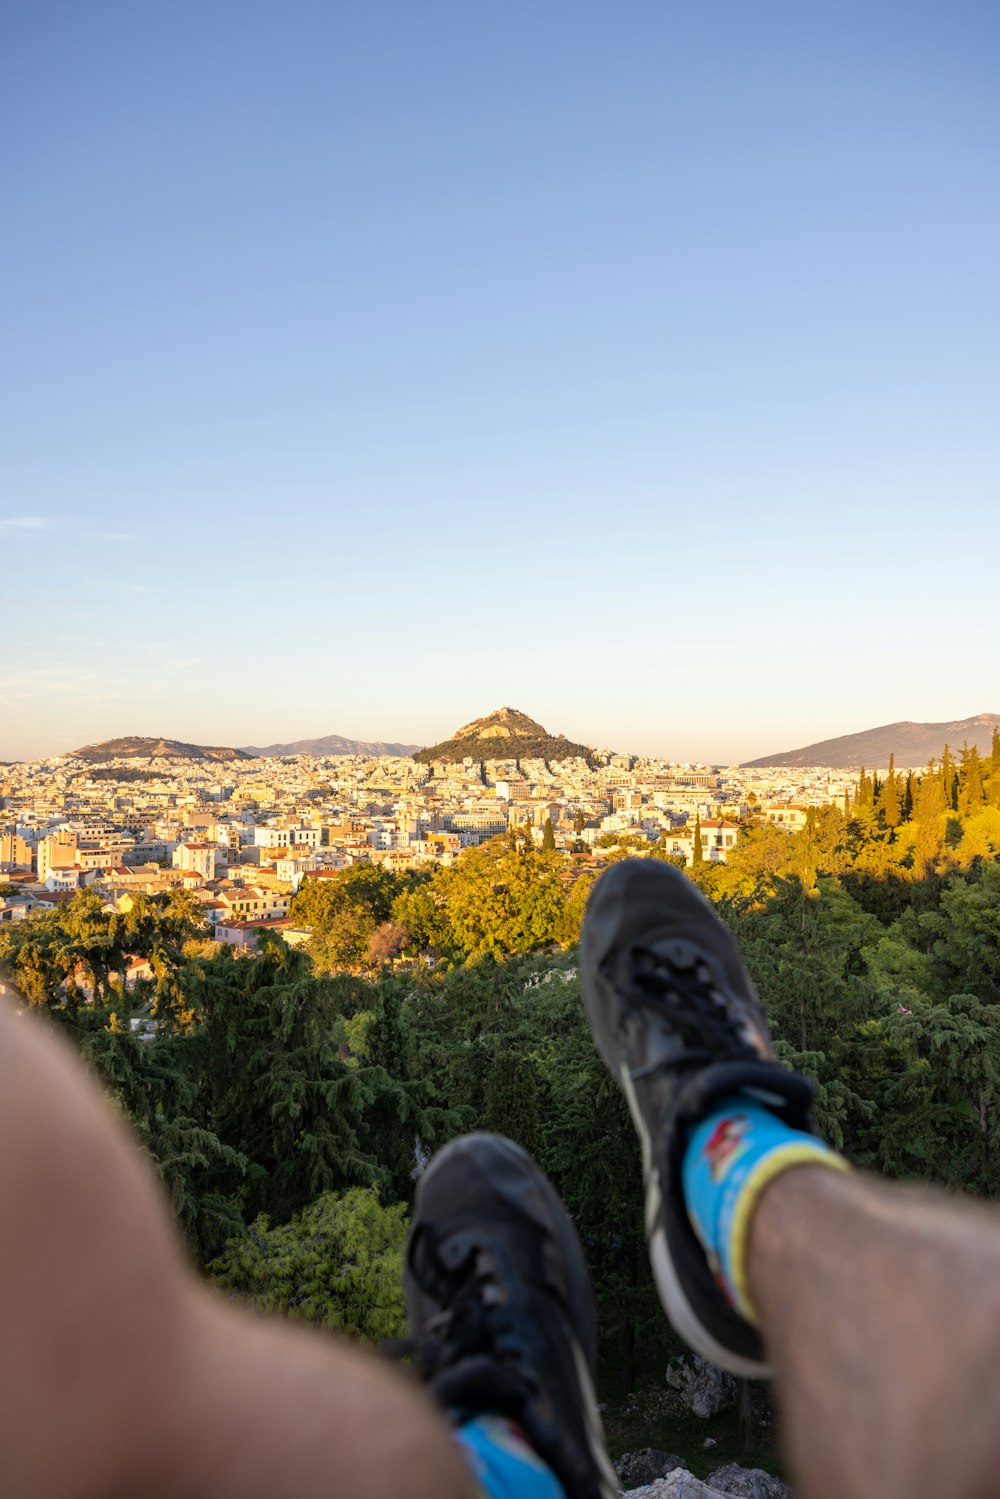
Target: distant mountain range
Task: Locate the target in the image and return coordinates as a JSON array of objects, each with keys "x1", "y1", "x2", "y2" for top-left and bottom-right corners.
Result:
[
  {"x1": 414, "y1": 706, "x2": 594, "y2": 766},
  {"x1": 242, "y1": 734, "x2": 423, "y2": 757},
  {"x1": 71, "y1": 737, "x2": 252, "y2": 763},
  {"x1": 57, "y1": 712, "x2": 1000, "y2": 773},
  {"x1": 64, "y1": 716, "x2": 583, "y2": 763},
  {"x1": 742, "y1": 714, "x2": 1000, "y2": 770}
]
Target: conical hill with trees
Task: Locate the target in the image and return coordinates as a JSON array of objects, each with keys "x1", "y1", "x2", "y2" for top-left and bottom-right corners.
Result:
[{"x1": 413, "y1": 706, "x2": 594, "y2": 765}]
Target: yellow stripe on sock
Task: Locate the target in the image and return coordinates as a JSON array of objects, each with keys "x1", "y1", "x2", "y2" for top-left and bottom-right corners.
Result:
[{"x1": 729, "y1": 1143, "x2": 851, "y2": 1325}]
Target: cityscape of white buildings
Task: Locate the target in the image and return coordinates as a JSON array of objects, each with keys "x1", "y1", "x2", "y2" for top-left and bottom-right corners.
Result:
[{"x1": 0, "y1": 747, "x2": 855, "y2": 946}]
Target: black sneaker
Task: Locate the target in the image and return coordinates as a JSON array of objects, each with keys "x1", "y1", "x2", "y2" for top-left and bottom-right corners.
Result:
[
  {"x1": 579, "y1": 858, "x2": 818, "y2": 1378},
  {"x1": 401, "y1": 1132, "x2": 619, "y2": 1499}
]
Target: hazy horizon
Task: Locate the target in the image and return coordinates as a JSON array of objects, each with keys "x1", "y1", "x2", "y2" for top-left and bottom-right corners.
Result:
[
  {"x1": 3, "y1": 4, "x2": 999, "y2": 764},
  {"x1": 6, "y1": 704, "x2": 1000, "y2": 767}
]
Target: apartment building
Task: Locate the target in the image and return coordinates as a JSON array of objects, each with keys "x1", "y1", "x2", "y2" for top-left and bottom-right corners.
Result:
[
  {"x1": 495, "y1": 781, "x2": 532, "y2": 801},
  {"x1": 253, "y1": 823, "x2": 322, "y2": 850},
  {"x1": 0, "y1": 831, "x2": 33, "y2": 871},
  {"x1": 37, "y1": 831, "x2": 78, "y2": 883},
  {"x1": 219, "y1": 886, "x2": 292, "y2": 921},
  {"x1": 445, "y1": 808, "x2": 509, "y2": 846},
  {"x1": 173, "y1": 842, "x2": 217, "y2": 880}
]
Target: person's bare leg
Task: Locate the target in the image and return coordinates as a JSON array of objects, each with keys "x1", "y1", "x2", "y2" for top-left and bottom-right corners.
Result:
[
  {"x1": 0, "y1": 985, "x2": 473, "y2": 1499},
  {"x1": 749, "y1": 1165, "x2": 1000, "y2": 1499},
  {"x1": 146, "y1": 1290, "x2": 473, "y2": 1499}
]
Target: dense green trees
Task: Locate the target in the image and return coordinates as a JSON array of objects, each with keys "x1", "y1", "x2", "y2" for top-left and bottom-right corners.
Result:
[
  {"x1": 0, "y1": 908, "x2": 453, "y2": 1262},
  {"x1": 210, "y1": 1187, "x2": 408, "y2": 1340},
  {"x1": 291, "y1": 865, "x2": 402, "y2": 971},
  {"x1": 188, "y1": 940, "x2": 428, "y2": 1222},
  {"x1": 290, "y1": 842, "x2": 570, "y2": 968},
  {"x1": 434, "y1": 836, "x2": 566, "y2": 957},
  {"x1": 717, "y1": 860, "x2": 1000, "y2": 1199},
  {"x1": 0, "y1": 888, "x2": 206, "y2": 1007}
]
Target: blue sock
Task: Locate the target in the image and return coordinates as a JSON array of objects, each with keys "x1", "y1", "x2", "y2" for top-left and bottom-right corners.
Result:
[
  {"x1": 682, "y1": 1095, "x2": 848, "y2": 1322},
  {"x1": 455, "y1": 1415, "x2": 567, "y2": 1499}
]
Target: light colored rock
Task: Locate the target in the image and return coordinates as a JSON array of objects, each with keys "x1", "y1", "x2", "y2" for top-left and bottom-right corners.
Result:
[
  {"x1": 623, "y1": 1472, "x2": 729, "y2": 1499},
  {"x1": 665, "y1": 1356, "x2": 737, "y2": 1418},
  {"x1": 705, "y1": 1464, "x2": 791, "y2": 1499}
]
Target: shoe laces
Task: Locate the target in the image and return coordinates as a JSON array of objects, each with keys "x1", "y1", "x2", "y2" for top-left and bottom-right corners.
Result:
[
  {"x1": 624, "y1": 942, "x2": 761, "y2": 1078},
  {"x1": 387, "y1": 1228, "x2": 537, "y2": 1402}
]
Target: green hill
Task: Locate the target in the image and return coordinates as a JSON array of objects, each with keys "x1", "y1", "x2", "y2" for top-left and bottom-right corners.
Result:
[{"x1": 414, "y1": 706, "x2": 594, "y2": 766}]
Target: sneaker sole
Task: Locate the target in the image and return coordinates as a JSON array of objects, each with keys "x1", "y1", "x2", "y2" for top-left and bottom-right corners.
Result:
[{"x1": 616, "y1": 1056, "x2": 771, "y2": 1379}]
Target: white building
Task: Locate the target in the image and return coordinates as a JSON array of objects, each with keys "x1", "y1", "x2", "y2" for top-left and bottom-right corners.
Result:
[
  {"x1": 173, "y1": 842, "x2": 217, "y2": 880},
  {"x1": 253, "y1": 824, "x2": 322, "y2": 850},
  {"x1": 697, "y1": 819, "x2": 740, "y2": 861}
]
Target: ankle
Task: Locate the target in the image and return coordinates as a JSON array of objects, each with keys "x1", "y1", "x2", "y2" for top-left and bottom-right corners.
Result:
[
  {"x1": 683, "y1": 1096, "x2": 848, "y2": 1322},
  {"x1": 456, "y1": 1416, "x2": 566, "y2": 1499}
]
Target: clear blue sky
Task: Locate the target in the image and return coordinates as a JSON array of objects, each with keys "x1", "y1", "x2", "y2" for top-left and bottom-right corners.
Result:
[{"x1": 3, "y1": 1, "x2": 998, "y2": 762}]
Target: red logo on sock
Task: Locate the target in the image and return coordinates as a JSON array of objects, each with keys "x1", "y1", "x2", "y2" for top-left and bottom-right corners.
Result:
[{"x1": 702, "y1": 1114, "x2": 750, "y2": 1183}]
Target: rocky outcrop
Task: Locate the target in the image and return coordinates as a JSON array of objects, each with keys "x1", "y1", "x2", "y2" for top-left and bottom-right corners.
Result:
[
  {"x1": 615, "y1": 1450, "x2": 687, "y2": 1487},
  {"x1": 664, "y1": 1356, "x2": 737, "y2": 1418},
  {"x1": 623, "y1": 1473, "x2": 726, "y2": 1499},
  {"x1": 705, "y1": 1465, "x2": 791, "y2": 1499},
  {"x1": 624, "y1": 1465, "x2": 790, "y2": 1499}
]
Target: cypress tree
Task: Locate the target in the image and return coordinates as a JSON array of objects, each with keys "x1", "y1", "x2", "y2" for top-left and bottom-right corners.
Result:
[
  {"x1": 913, "y1": 767, "x2": 948, "y2": 874},
  {"x1": 987, "y1": 728, "x2": 1000, "y2": 806},
  {"x1": 692, "y1": 814, "x2": 704, "y2": 865},
  {"x1": 941, "y1": 744, "x2": 958, "y2": 810},
  {"x1": 541, "y1": 817, "x2": 556, "y2": 851},
  {"x1": 883, "y1": 753, "x2": 901, "y2": 830},
  {"x1": 959, "y1": 744, "x2": 985, "y2": 816}
]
